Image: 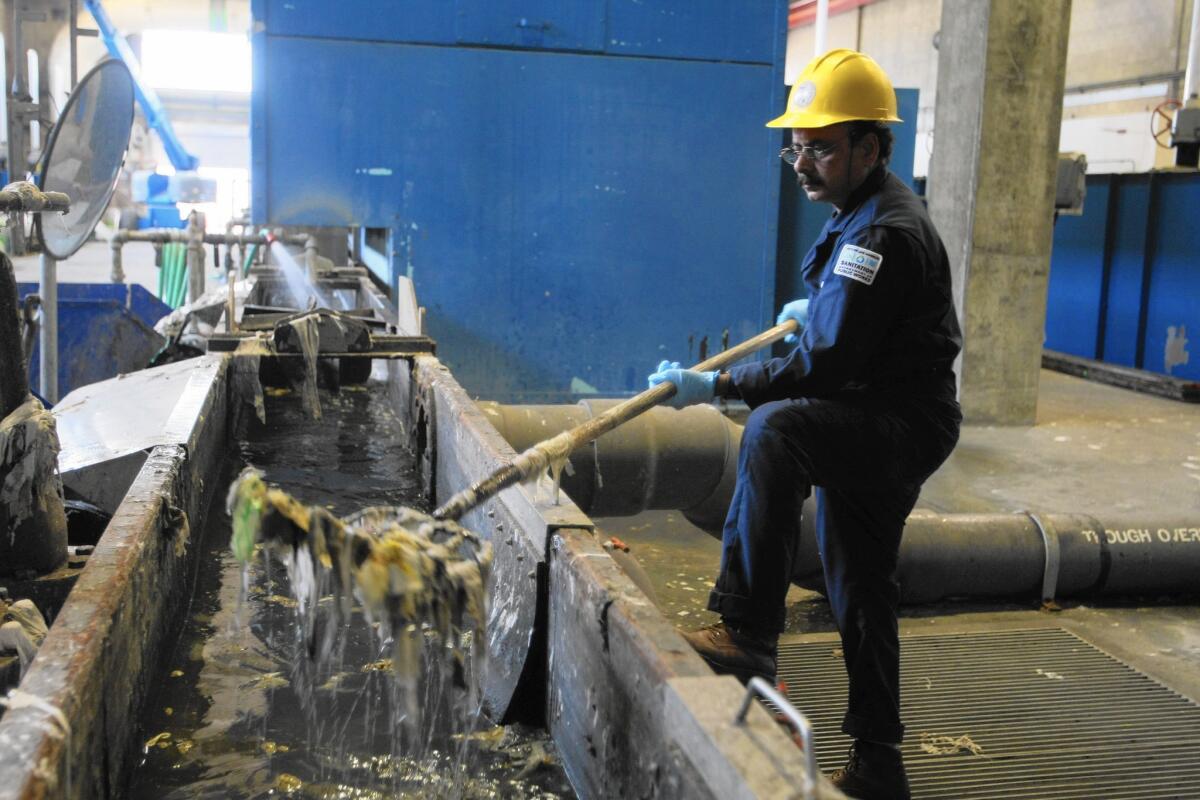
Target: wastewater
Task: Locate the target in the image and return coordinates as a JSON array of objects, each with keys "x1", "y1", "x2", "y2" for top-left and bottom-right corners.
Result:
[
  {"x1": 269, "y1": 241, "x2": 326, "y2": 310},
  {"x1": 126, "y1": 383, "x2": 574, "y2": 799}
]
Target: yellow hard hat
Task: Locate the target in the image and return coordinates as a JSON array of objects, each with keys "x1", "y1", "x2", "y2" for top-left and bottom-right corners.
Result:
[{"x1": 767, "y1": 49, "x2": 902, "y2": 129}]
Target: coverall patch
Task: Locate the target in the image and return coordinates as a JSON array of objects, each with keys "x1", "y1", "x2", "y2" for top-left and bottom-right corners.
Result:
[{"x1": 833, "y1": 244, "x2": 883, "y2": 286}]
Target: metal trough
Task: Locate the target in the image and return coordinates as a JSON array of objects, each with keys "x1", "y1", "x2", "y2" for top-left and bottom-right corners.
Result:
[{"x1": 0, "y1": 266, "x2": 823, "y2": 799}]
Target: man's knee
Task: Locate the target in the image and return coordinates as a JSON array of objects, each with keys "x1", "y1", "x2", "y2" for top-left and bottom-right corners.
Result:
[{"x1": 742, "y1": 399, "x2": 811, "y2": 452}]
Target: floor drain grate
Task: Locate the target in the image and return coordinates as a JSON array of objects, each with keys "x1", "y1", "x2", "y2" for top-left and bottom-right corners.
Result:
[{"x1": 778, "y1": 627, "x2": 1200, "y2": 800}]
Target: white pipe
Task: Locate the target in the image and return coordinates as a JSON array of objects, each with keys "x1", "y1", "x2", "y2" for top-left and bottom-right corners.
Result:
[
  {"x1": 110, "y1": 239, "x2": 125, "y2": 284},
  {"x1": 187, "y1": 241, "x2": 204, "y2": 303},
  {"x1": 38, "y1": 253, "x2": 57, "y2": 403},
  {"x1": 1185, "y1": 0, "x2": 1200, "y2": 105},
  {"x1": 814, "y1": 0, "x2": 830, "y2": 57},
  {"x1": 304, "y1": 238, "x2": 319, "y2": 282},
  {"x1": 186, "y1": 212, "x2": 205, "y2": 303}
]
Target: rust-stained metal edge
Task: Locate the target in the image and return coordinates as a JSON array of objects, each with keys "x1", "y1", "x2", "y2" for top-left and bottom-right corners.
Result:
[
  {"x1": 389, "y1": 354, "x2": 593, "y2": 721},
  {"x1": 549, "y1": 528, "x2": 829, "y2": 799},
  {"x1": 0, "y1": 359, "x2": 229, "y2": 800}
]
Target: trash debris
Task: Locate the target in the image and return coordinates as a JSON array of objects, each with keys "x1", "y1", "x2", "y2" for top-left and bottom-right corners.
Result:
[
  {"x1": 226, "y1": 467, "x2": 492, "y2": 738},
  {"x1": 318, "y1": 672, "x2": 352, "y2": 691},
  {"x1": 1036, "y1": 668, "x2": 1065, "y2": 680},
  {"x1": 275, "y1": 772, "x2": 303, "y2": 793},
  {"x1": 920, "y1": 733, "x2": 986, "y2": 756},
  {"x1": 230, "y1": 351, "x2": 266, "y2": 425},
  {"x1": 514, "y1": 740, "x2": 555, "y2": 779},
  {"x1": 451, "y1": 723, "x2": 562, "y2": 779},
  {"x1": 0, "y1": 396, "x2": 62, "y2": 531},
  {"x1": 453, "y1": 724, "x2": 513, "y2": 749},
  {"x1": 145, "y1": 732, "x2": 172, "y2": 749},
  {"x1": 154, "y1": 279, "x2": 251, "y2": 342},
  {"x1": 163, "y1": 504, "x2": 190, "y2": 557},
  {"x1": 243, "y1": 671, "x2": 289, "y2": 691},
  {"x1": 0, "y1": 618, "x2": 41, "y2": 671},
  {"x1": 0, "y1": 598, "x2": 48, "y2": 675},
  {"x1": 287, "y1": 312, "x2": 323, "y2": 420},
  {"x1": 0, "y1": 687, "x2": 70, "y2": 744}
]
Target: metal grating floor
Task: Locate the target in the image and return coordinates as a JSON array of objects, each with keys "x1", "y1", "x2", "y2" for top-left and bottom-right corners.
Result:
[{"x1": 778, "y1": 627, "x2": 1200, "y2": 800}]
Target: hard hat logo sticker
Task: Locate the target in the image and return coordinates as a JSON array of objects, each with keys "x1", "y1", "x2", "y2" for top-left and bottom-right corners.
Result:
[{"x1": 791, "y1": 81, "x2": 817, "y2": 110}]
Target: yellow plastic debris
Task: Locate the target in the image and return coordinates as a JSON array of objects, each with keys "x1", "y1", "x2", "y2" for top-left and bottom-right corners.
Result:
[
  {"x1": 144, "y1": 732, "x2": 171, "y2": 749},
  {"x1": 276, "y1": 773, "x2": 303, "y2": 793}
]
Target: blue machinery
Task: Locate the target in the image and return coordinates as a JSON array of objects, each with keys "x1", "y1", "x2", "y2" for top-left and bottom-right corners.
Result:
[
  {"x1": 81, "y1": 0, "x2": 198, "y2": 172},
  {"x1": 19, "y1": 282, "x2": 170, "y2": 400},
  {"x1": 248, "y1": 0, "x2": 1195, "y2": 398},
  {"x1": 1047, "y1": 172, "x2": 1200, "y2": 382},
  {"x1": 251, "y1": 0, "x2": 789, "y2": 401},
  {"x1": 82, "y1": 0, "x2": 214, "y2": 228}
]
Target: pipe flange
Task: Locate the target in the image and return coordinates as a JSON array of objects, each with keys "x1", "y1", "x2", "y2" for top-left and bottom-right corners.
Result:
[{"x1": 1024, "y1": 510, "x2": 1061, "y2": 606}]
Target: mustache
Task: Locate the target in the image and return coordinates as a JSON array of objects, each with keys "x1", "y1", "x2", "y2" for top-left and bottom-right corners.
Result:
[{"x1": 797, "y1": 173, "x2": 822, "y2": 188}]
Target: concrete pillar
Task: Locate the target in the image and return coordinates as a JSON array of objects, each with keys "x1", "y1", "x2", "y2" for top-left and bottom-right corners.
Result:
[{"x1": 927, "y1": 0, "x2": 1072, "y2": 425}]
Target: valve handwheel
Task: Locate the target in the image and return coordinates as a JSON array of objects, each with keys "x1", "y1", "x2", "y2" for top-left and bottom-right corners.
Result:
[{"x1": 1152, "y1": 99, "x2": 1182, "y2": 149}]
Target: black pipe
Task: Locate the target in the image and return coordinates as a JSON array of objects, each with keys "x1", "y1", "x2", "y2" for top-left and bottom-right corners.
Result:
[
  {"x1": 486, "y1": 402, "x2": 1200, "y2": 604},
  {"x1": 786, "y1": 506, "x2": 1200, "y2": 604},
  {"x1": 0, "y1": 251, "x2": 29, "y2": 417}
]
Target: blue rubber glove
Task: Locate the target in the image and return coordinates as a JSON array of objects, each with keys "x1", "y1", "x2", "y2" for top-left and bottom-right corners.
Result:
[
  {"x1": 776, "y1": 298, "x2": 810, "y2": 344},
  {"x1": 647, "y1": 360, "x2": 718, "y2": 409}
]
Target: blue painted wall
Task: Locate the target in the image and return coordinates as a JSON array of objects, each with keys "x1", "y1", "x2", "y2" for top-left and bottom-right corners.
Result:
[
  {"x1": 251, "y1": 0, "x2": 787, "y2": 402},
  {"x1": 1047, "y1": 172, "x2": 1200, "y2": 381}
]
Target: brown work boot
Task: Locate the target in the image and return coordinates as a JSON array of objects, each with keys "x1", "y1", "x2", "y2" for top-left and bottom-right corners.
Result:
[
  {"x1": 680, "y1": 621, "x2": 777, "y2": 683},
  {"x1": 829, "y1": 741, "x2": 911, "y2": 800}
]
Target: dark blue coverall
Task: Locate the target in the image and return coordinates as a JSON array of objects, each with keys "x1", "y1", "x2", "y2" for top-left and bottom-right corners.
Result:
[{"x1": 714, "y1": 166, "x2": 962, "y2": 745}]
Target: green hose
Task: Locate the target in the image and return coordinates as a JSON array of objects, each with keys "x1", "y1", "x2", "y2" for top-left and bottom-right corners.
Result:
[
  {"x1": 155, "y1": 241, "x2": 202, "y2": 309},
  {"x1": 156, "y1": 243, "x2": 180, "y2": 308},
  {"x1": 162, "y1": 244, "x2": 176, "y2": 308},
  {"x1": 165, "y1": 243, "x2": 179, "y2": 308},
  {"x1": 242, "y1": 243, "x2": 258, "y2": 277},
  {"x1": 171, "y1": 243, "x2": 188, "y2": 308}
]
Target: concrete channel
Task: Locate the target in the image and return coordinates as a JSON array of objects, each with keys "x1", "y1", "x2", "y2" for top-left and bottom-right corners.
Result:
[{"x1": 0, "y1": 266, "x2": 823, "y2": 799}]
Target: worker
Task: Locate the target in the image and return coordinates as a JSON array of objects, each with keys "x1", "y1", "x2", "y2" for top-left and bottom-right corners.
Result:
[{"x1": 648, "y1": 49, "x2": 962, "y2": 800}]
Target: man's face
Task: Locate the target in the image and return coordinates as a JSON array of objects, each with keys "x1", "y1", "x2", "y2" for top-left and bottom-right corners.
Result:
[{"x1": 789, "y1": 124, "x2": 876, "y2": 210}]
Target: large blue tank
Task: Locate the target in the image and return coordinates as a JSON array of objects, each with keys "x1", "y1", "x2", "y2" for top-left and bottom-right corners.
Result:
[
  {"x1": 250, "y1": 0, "x2": 787, "y2": 401},
  {"x1": 1047, "y1": 172, "x2": 1200, "y2": 382}
]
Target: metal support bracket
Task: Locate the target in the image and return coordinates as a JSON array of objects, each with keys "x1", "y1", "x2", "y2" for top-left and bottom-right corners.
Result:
[
  {"x1": 1025, "y1": 510, "x2": 1061, "y2": 605},
  {"x1": 206, "y1": 333, "x2": 435, "y2": 358},
  {"x1": 736, "y1": 676, "x2": 817, "y2": 800}
]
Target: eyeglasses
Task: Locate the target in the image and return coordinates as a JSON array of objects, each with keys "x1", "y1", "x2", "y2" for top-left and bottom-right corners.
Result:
[{"x1": 779, "y1": 140, "x2": 843, "y2": 165}]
